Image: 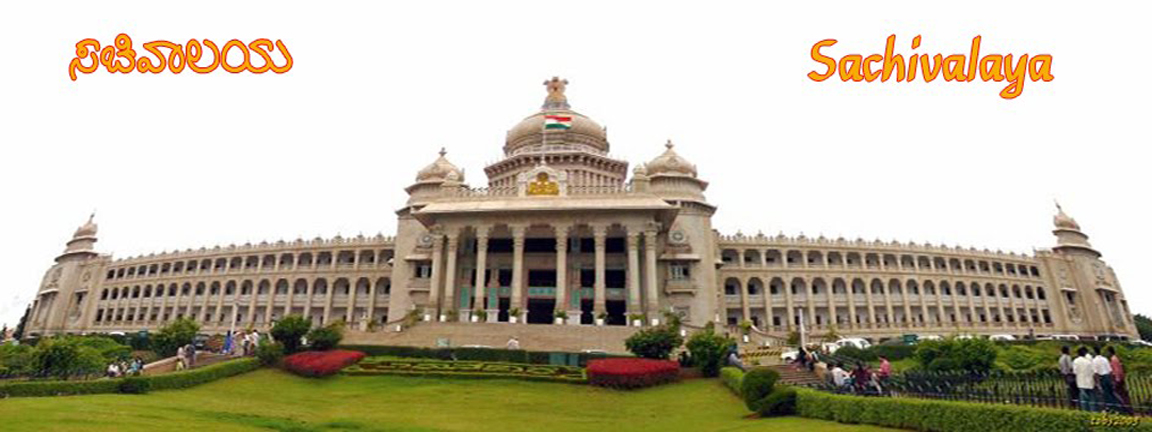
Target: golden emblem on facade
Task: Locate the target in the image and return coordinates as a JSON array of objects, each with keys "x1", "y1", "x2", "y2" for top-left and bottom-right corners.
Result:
[{"x1": 527, "y1": 172, "x2": 559, "y2": 196}]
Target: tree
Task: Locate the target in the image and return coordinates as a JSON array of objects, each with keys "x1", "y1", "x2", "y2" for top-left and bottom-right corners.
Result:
[
  {"x1": 686, "y1": 324, "x2": 734, "y2": 377},
  {"x1": 13, "y1": 306, "x2": 30, "y2": 341},
  {"x1": 625, "y1": 325, "x2": 684, "y2": 359},
  {"x1": 31, "y1": 337, "x2": 104, "y2": 379},
  {"x1": 272, "y1": 315, "x2": 312, "y2": 354},
  {"x1": 1135, "y1": 314, "x2": 1152, "y2": 341},
  {"x1": 151, "y1": 318, "x2": 200, "y2": 357}
]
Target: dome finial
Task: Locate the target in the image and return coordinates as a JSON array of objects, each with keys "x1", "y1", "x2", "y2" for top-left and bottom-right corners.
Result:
[
  {"x1": 665, "y1": 139, "x2": 674, "y2": 149},
  {"x1": 439, "y1": 147, "x2": 447, "y2": 157},
  {"x1": 542, "y1": 77, "x2": 570, "y2": 110}
]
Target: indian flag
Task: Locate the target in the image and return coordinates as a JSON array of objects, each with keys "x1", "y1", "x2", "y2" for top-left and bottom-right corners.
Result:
[{"x1": 543, "y1": 114, "x2": 572, "y2": 130}]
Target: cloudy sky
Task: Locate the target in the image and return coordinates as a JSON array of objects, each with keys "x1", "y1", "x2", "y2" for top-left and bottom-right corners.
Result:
[{"x1": 1, "y1": 1, "x2": 1149, "y2": 328}]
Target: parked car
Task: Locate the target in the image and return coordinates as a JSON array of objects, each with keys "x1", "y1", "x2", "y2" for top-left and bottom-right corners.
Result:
[
  {"x1": 1050, "y1": 334, "x2": 1080, "y2": 341},
  {"x1": 989, "y1": 334, "x2": 1016, "y2": 341},
  {"x1": 1129, "y1": 340, "x2": 1152, "y2": 348},
  {"x1": 835, "y1": 337, "x2": 872, "y2": 350},
  {"x1": 918, "y1": 335, "x2": 943, "y2": 342}
]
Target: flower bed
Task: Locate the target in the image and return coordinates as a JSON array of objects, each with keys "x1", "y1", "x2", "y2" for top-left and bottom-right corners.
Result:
[
  {"x1": 282, "y1": 350, "x2": 365, "y2": 378},
  {"x1": 586, "y1": 358, "x2": 679, "y2": 389},
  {"x1": 343, "y1": 357, "x2": 586, "y2": 383}
]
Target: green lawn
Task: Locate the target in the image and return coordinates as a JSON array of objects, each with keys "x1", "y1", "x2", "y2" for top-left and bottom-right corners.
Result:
[{"x1": 0, "y1": 369, "x2": 899, "y2": 431}]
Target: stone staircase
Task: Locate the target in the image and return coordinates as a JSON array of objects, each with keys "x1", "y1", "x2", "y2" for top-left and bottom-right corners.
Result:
[
  {"x1": 765, "y1": 364, "x2": 824, "y2": 386},
  {"x1": 343, "y1": 322, "x2": 640, "y2": 353}
]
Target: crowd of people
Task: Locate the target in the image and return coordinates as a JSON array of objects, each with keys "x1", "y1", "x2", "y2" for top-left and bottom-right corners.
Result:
[
  {"x1": 105, "y1": 356, "x2": 146, "y2": 378},
  {"x1": 1062, "y1": 345, "x2": 1132, "y2": 413}
]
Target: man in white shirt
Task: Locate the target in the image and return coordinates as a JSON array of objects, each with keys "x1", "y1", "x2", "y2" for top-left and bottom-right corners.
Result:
[
  {"x1": 1072, "y1": 347, "x2": 1097, "y2": 411},
  {"x1": 830, "y1": 363, "x2": 848, "y2": 388},
  {"x1": 1093, "y1": 346, "x2": 1118, "y2": 412}
]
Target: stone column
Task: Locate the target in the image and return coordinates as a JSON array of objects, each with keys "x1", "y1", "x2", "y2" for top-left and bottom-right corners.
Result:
[
  {"x1": 826, "y1": 281, "x2": 837, "y2": 330},
  {"x1": 555, "y1": 225, "x2": 570, "y2": 322},
  {"x1": 739, "y1": 277, "x2": 751, "y2": 324},
  {"x1": 428, "y1": 231, "x2": 444, "y2": 317},
  {"x1": 474, "y1": 227, "x2": 490, "y2": 320},
  {"x1": 346, "y1": 281, "x2": 358, "y2": 325},
  {"x1": 284, "y1": 280, "x2": 295, "y2": 320},
  {"x1": 322, "y1": 280, "x2": 335, "y2": 326},
  {"x1": 511, "y1": 225, "x2": 526, "y2": 322},
  {"x1": 444, "y1": 232, "x2": 459, "y2": 316},
  {"x1": 366, "y1": 279, "x2": 377, "y2": 325},
  {"x1": 626, "y1": 230, "x2": 641, "y2": 313},
  {"x1": 644, "y1": 229, "x2": 659, "y2": 317},
  {"x1": 783, "y1": 279, "x2": 795, "y2": 331},
  {"x1": 593, "y1": 225, "x2": 607, "y2": 316},
  {"x1": 806, "y1": 278, "x2": 817, "y2": 331},
  {"x1": 763, "y1": 281, "x2": 774, "y2": 332}
]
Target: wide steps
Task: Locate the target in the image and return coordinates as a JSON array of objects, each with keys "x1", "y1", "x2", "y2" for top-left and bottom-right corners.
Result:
[
  {"x1": 764, "y1": 364, "x2": 824, "y2": 386},
  {"x1": 344, "y1": 322, "x2": 640, "y2": 353}
]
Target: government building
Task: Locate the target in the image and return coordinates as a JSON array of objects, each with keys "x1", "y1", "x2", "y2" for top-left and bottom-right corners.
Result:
[{"x1": 23, "y1": 78, "x2": 1137, "y2": 344}]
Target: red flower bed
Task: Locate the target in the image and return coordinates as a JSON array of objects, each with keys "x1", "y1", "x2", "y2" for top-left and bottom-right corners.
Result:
[
  {"x1": 587, "y1": 358, "x2": 680, "y2": 389},
  {"x1": 282, "y1": 350, "x2": 366, "y2": 378}
]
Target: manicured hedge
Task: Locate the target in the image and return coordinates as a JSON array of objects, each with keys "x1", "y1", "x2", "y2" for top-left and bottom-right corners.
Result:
[
  {"x1": 282, "y1": 350, "x2": 366, "y2": 378},
  {"x1": 795, "y1": 388, "x2": 1152, "y2": 432},
  {"x1": 587, "y1": 358, "x2": 679, "y2": 389},
  {"x1": 720, "y1": 367, "x2": 744, "y2": 395},
  {"x1": 344, "y1": 357, "x2": 586, "y2": 383},
  {"x1": 340, "y1": 345, "x2": 617, "y2": 366},
  {"x1": 0, "y1": 358, "x2": 260, "y2": 398}
]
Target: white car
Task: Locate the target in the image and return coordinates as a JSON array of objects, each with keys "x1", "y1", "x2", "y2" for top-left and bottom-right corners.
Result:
[
  {"x1": 835, "y1": 337, "x2": 872, "y2": 350},
  {"x1": 1130, "y1": 340, "x2": 1152, "y2": 348},
  {"x1": 781, "y1": 350, "x2": 799, "y2": 362},
  {"x1": 1050, "y1": 334, "x2": 1080, "y2": 341},
  {"x1": 989, "y1": 334, "x2": 1017, "y2": 341},
  {"x1": 918, "y1": 335, "x2": 943, "y2": 342},
  {"x1": 954, "y1": 334, "x2": 976, "y2": 340}
]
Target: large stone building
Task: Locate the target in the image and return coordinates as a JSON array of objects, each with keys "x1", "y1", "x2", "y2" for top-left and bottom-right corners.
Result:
[{"x1": 24, "y1": 78, "x2": 1137, "y2": 343}]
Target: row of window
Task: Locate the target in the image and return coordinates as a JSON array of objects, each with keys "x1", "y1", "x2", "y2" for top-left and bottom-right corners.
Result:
[
  {"x1": 728, "y1": 308, "x2": 1054, "y2": 327},
  {"x1": 93, "y1": 307, "x2": 389, "y2": 325},
  {"x1": 99, "y1": 278, "x2": 392, "y2": 301},
  {"x1": 719, "y1": 249, "x2": 1041, "y2": 278},
  {"x1": 722, "y1": 277, "x2": 1047, "y2": 301},
  {"x1": 105, "y1": 250, "x2": 396, "y2": 281}
]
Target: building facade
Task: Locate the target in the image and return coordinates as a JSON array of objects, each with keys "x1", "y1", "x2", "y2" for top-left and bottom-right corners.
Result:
[{"x1": 24, "y1": 78, "x2": 1137, "y2": 341}]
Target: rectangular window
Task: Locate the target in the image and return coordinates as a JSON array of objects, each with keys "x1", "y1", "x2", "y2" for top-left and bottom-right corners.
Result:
[{"x1": 670, "y1": 263, "x2": 691, "y2": 280}]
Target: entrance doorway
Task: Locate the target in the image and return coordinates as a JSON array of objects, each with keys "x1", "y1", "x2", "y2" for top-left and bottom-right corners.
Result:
[
  {"x1": 527, "y1": 298, "x2": 555, "y2": 324},
  {"x1": 498, "y1": 297, "x2": 510, "y2": 322},
  {"x1": 606, "y1": 300, "x2": 626, "y2": 326}
]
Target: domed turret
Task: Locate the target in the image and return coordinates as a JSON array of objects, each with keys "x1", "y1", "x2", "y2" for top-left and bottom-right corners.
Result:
[
  {"x1": 1053, "y1": 203, "x2": 1080, "y2": 231},
  {"x1": 73, "y1": 213, "x2": 98, "y2": 238},
  {"x1": 644, "y1": 140, "x2": 709, "y2": 202},
  {"x1": 503, "y1": 77, "x2": 609, "y2": 156},
  {"x1": 1051, "y1": 202, "x2": 1099, "y2": 257},
  {"x1": 646, "y1": 140, "x2": 698, "y2": 178},
  {"x1": 415, "y1": 148, "x2": 464, "y2": 184},
  {"x1": 57, "y1": 214, "x2": 99, "y2": 262}
]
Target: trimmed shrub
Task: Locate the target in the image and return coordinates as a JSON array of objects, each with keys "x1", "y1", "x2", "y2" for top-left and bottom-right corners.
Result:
[
  {"x1": 345, "y1": 357, "x2": 586, "y2": 383},
  {"x1": 256, "y1": 342, "x2": 285, "y2": 366},
  {"x1": 282, "y1": 350, "x2": 365, "y2": 378},
  {"x1": 793, "y1": 388, "x2": 1148, "y2": 432},
  {"x1": 686, "y1": 326, "x2": 734, "y2": 377},
  {"x1": 740, "y1": 367, "x2": 780, "y2": 411},
  {"x1": 586, "y1": 358, "x2": 679, "y2": 389},
  {"x1": 624, "y1": 325, "x2": 683, "y2": 360},
  {"x1": 759, "y1": 387, "x2": 797, "y2": 417},
  {"x1": 0, "y1": 358, "x2": 260, "y2": 398},
  {"x1": 720, "y1": 366, "x2": 744, "y2": 395},
  {"x1": 306, "y1": 325, "x2": 343, "y2": 351},
  {"x1": 117, "y1": 376, "x2": 151, "y2": 394},
  {"x1": 271, "y1": 316, "x2": 312, "y2": 354},
  {"x1": 915, "y1": 338, "x2": 997, "y2": 373}
]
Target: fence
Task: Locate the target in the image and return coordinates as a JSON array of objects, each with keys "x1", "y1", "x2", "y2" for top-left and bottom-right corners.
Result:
[{"x1": 813, "y1": 368, "x2": 1150, "y2": 415}]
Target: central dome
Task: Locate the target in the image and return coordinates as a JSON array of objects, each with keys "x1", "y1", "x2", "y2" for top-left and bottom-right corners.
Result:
[{"x1": 503, "y1": 77, "x2": 609, "y2": 156}]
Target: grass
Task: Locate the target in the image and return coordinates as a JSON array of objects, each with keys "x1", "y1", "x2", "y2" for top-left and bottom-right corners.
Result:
[{"x1": 0, "y1": 369, "x2": 899, "y2": 431}]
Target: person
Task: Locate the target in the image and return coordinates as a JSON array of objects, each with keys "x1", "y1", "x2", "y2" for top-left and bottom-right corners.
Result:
[
  {"x1": 1093, "y1": 346, "x2": 1118, "y2": 412},
  {"x1": 807, "y1": 349, "x2": 819, "y2": 373},
  {"x1": 106, "y1": 362, "x2": 119, "y2": 378},
  {"x1": 506, "y1": 336, "x2": 520, "y2": 350},
  {"x1": 1058, "y1": 346, "x2": 1077, "y2": 408},
  {"x1": 1073, "y1": 347, "x2": 1096, "y2": 411},
  {"x1": 851, "y1": 361, "x2": 871, "y2": 394},
  {"x1": 176, "y1": 345, "x2": 187, "y2": 371},
  {"x1": 830, "y1": 363, "x2": 849, "y2": 389},
  {"x1": 1108, "y1": 347, "x2": 1132, "y2": 414},
  {"x1": 877, "y1": 355, "x2": 892, "y2": 382},
  {"x1": 795, "y1": 347, "x2": 808, "y2": 370}
]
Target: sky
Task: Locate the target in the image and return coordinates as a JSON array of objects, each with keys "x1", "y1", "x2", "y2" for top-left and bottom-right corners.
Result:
[{"x1": 0, "y1": 1, "x2": 1149, "y2": 328}]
